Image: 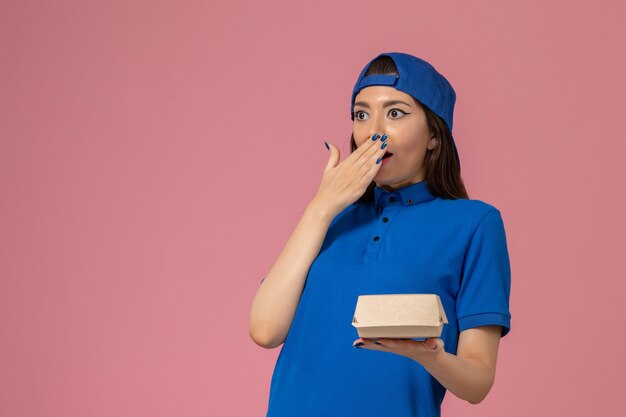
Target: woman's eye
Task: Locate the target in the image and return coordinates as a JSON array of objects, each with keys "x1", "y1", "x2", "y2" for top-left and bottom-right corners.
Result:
[{"x1": 389, "y1": 109, "x2": 407, "y2": 118}]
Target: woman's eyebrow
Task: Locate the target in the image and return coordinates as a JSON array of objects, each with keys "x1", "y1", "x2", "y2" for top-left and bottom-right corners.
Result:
[{"x1": 354, "y1": 100, "x2": 412, "y2": 109}]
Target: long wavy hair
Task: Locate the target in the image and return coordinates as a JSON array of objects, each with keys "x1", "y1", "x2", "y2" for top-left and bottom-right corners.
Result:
[{"x1": 350, "y1": 56, "x2": 469, "y2": 203}]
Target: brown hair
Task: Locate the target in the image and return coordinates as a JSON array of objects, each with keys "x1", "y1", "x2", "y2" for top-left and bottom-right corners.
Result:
[{"x1": 350, "y1": 56, "x2": 469, "y2": 203}]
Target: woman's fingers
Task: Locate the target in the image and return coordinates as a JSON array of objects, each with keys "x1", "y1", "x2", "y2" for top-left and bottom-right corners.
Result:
[
  {"x1": 356, "y1": 133, "x2": 387, "y2": 168},
  {"x1": 363, "y1": 143, "x2": 388, "y2": 180},
  {"x1": 356, "y1": 133, "x2": 388, "y2": 183},
  {"x1": 323, "y1": 141, "x2": 341, "y2": 173},
  {"x1": 314, "y1": 132, "x2": 389, "y2": 214},
  {"x1": 352, "y1": 132, "x2": 381, "y2": 159},
  {"x1": 352, "y1": 337, "x2": 445, "y2": 360}
]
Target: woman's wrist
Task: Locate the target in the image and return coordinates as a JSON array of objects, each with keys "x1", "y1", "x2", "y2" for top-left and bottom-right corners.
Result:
[
  {"x1": 410, "y1": 347, "x2": 446, "y2": 367},
  {"x1": 306, "y1": 198, "x2": 338, "y2": 223}
]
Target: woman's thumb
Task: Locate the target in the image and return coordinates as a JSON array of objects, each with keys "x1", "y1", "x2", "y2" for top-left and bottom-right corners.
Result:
[
  {"x1": 324, "y1": 140, "x2": 340, "y2": 172},
  {"x1": 426, "y1": 338, "x2": 441, "y2": 351}
]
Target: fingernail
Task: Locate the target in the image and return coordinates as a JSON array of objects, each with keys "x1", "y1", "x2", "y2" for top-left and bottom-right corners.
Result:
[
  {"x1": 381, "y1": 133, "x2": 387, "y2": 141},
  {"x1": 353, "y1": 342, "x2": 364, "y2": 347},
  {"x1": 376, "y1": 156, "x2": 382, "y2": 164},
  {"x1": 374, "y1": 341, "x2": 382, "y2": 345},
  {"x1": 324, "y1": 140, "x2": 330, "y2": 150},
  {"x1": 371, "y1": 133, "x2": 379, "y2": 141}
]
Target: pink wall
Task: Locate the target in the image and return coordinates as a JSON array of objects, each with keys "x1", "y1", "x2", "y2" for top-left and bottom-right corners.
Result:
[{"x1": 1, "y1": 0, "x2": 625, "y2": 416}]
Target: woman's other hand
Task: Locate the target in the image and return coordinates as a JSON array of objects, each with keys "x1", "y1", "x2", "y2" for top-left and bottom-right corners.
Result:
[
  {"x1": 352, "y1": 337, "x2": 444, "y2": 364},
  {"x1": 312, "y1": 133, "x2": 388, "y2": 218}
]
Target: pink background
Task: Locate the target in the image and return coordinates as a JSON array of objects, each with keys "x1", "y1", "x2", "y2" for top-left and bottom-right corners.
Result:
[{"x1": 1, "y1": 1, "x2": 625, "y2": 416}]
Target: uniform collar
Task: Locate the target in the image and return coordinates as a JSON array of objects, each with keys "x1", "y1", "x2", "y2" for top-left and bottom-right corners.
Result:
[{"x1": 374, "y1": 179, "x2": 437, "y2": 210}]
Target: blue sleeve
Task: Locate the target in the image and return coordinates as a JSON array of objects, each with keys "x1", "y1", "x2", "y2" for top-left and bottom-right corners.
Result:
[{"x1": 456, "y1": 209, "x2": 512, "y2": 337}]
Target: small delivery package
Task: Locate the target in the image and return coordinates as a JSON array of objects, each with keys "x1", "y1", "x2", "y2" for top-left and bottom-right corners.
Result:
[{"x1": 351, "y1": 294, "x2": 448, "y2": 339}]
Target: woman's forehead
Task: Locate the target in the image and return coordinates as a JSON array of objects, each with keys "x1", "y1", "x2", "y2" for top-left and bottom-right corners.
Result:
[{"x1": 354, "y1": 86, "x2": 414, "y2": 105}]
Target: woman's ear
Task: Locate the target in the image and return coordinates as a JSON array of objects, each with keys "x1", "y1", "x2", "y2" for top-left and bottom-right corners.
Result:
[{"x1": 427, "y1": 136, "x2": 438, "y2": 150}]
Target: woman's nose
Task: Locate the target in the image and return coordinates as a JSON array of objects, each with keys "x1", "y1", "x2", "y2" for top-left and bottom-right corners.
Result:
[
  {"x1": 369, "y1": 120, "x2": 387, "y2": 139},
  {"x1": 370, "y1": 128, "x2": 387, "y2": 140}
]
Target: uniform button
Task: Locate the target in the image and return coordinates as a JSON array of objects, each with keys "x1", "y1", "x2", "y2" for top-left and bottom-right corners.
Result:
[
  {"x1": 373, "y1": 236, "x2": 380, "y2": 241},
  {"x1": 389, "y1": 196, "x2": 396, "y2": 202},
  {"x1": 407, "y1": 199, "x2": 413, "y2": 204},
  {"x1": 382, "y1": 217, "x2": 389, "y2": 222}
]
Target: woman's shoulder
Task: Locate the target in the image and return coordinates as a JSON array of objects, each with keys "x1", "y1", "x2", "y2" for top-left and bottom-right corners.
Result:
[
  {"x1": 434, "y1": 196, "x2": 503, "y2": 224},
  {"x1": 440, "y1": 196, "x2": 500, "y2": 211}
]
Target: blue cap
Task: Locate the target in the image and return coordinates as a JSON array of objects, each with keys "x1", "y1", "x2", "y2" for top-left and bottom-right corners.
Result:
[{"x1": 350, "y1": 52, "x2": 460, "y2": 171}]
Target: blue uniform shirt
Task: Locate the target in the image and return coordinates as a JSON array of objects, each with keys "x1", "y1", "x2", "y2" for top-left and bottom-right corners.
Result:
[{"x1": 264, "y1": 179, "x2": 512, "y2": 417}]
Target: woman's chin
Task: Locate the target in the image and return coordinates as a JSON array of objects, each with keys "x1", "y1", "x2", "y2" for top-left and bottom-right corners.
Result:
[{"x1": 375, "y1": 167, "x2": 392, "y2": 177}]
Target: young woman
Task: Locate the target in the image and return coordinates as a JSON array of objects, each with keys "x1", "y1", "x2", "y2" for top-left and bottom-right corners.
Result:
[{"x1": 249, "y1": 52, "x2": 512, "y2": 417}]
